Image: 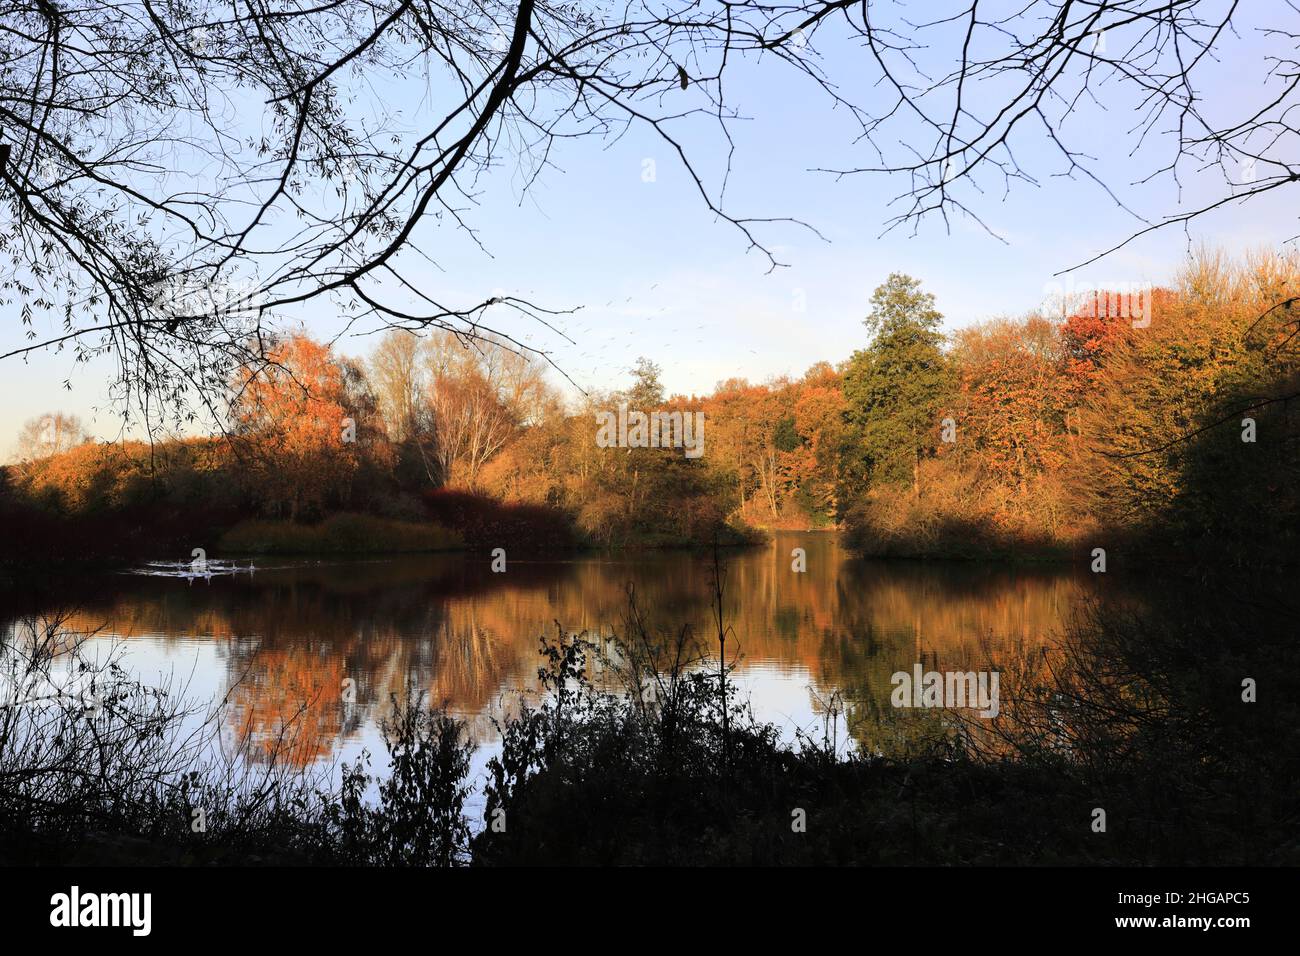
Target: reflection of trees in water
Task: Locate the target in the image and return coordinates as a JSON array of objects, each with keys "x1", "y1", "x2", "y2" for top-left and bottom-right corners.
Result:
[
  {"x1": 218, "y1": 583, "x2": 554, "y2": 764},
  {"x1": 222, "y1": 649, "x2": 348, "y2": 766},
  {"x1": 716, "y1": 535, "x2": 1094, "y2": 749},
  {"x1": 851, "y1": 570, "x2": 1087, "y2": 748},
  {"x1": 23, "y1": 539, "x2": 1101, "y2": 764}
]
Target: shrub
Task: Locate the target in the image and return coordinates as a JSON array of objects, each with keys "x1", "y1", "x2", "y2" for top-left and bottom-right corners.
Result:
[
  {"x1": 327, "y1": 697, "x2": 473, "y2": 866},
  {"x1": 420, "y1": 488, "x2": 577, "y2": 549},
  {"x1": 218, "y1": 513, "x2": 462, "y2": 554}
]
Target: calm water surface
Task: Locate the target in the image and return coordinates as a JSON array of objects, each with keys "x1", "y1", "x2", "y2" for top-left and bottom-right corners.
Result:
[{"x1": 5, "y1": 533, "x2": 1096, "y2": 782}]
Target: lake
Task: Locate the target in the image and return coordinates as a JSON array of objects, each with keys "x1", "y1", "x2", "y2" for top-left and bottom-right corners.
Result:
[{"x1": 2, "y1": 532, "x2": 1096, "y2": 786}]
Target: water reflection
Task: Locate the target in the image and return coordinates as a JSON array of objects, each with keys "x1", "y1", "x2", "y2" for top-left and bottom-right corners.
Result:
[{"x1": 3, "y1": 533, "x2": 1094, "y2": 766}]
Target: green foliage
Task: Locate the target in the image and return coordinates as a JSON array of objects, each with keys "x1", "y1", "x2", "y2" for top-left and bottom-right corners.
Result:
[
  {"x1": 624, "y1": 356, "x2": 666, "y2": 408},
  {"x1": 773, "y1": 415, "x2": 801, "y2": 453},
  {"x1": 842, "y1": 273, "x2": 952, "y2": 489}
]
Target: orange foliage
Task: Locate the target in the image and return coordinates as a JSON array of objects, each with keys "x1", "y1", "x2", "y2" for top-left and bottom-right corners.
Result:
[{"x1": 234, "y1": 334, "x2": 360, "y2": 519}]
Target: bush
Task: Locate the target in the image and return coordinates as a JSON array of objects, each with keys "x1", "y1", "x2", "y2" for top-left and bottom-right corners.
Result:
[
  {"x1": 326, "y1": 697, "x2": 473, "y2": 866},
  {"x1": 420, "y1": 488, "x2": 577, "y2": 549},
  {"x1": 843, "y1": 460, "x2": 1076, "y2": 560},
  {"x1": 217, "y1": 513, "x2": 462, "y2": 554}
]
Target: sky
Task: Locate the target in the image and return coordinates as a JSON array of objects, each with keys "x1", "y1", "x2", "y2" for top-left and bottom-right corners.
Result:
[{"x1": 2, "y1": 3, "x2": 1296, "y2": 455}]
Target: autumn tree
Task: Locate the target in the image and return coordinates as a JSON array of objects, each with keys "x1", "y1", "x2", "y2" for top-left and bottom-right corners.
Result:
[
  {"x1": 694, "y1": 368, "x2": 846, "y2": 526},
  {"x1": 790, "y1": 363, "x2": 848, "y2": 521},
  {"x1": 369, "y1": 330, "x2": 441, "y2": 487},
  {"x1": 12, "y1": 412, "x2": 89, "y2": 463},
  {"x1": 421, "y1": 332, "x2": 549, "y2": 489},
  {"x1": 953, "y1": 316, "x2": 1071, "y2": 490},
  {"x1": 370, "y1": 332, "x2": 426, "y2": 444},
  {"x1": 1079, "y1": 252, "x2": 1300, "y2": 546},
  {"x1": 367, "y1": 328, "x2": 554, "y2": 489},
  {"x1": 704, "y1": 378, "x2": 790, "y2": 519},
  {"x1": 233, "y1": 334, "x2": 360, "y2": 519}
]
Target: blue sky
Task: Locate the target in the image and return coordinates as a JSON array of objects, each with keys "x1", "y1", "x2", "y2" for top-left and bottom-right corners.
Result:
[{"x1": 3, "y1": 4, "x2": 1295, "y2": 453}]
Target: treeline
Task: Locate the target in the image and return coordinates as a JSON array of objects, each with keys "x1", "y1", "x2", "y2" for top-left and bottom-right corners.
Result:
[
  {"x1": 4, "y1": 250, "x2": 1298, "y2": 566},
  {"x1": 0, "y1": 330, "x2": 750, "y2": 565},
  {"x1": 839, "y1": 252, "x2": 1300, "y2": 564}
]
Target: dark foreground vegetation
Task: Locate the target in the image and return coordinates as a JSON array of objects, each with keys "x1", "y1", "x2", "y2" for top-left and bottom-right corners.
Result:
[
  {"x1": 473, "y1": 588, "x2": 1297, "y2": 865},
  {"x1": 2, "y1": 559, "x2": 1294, "y2": 866}
]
